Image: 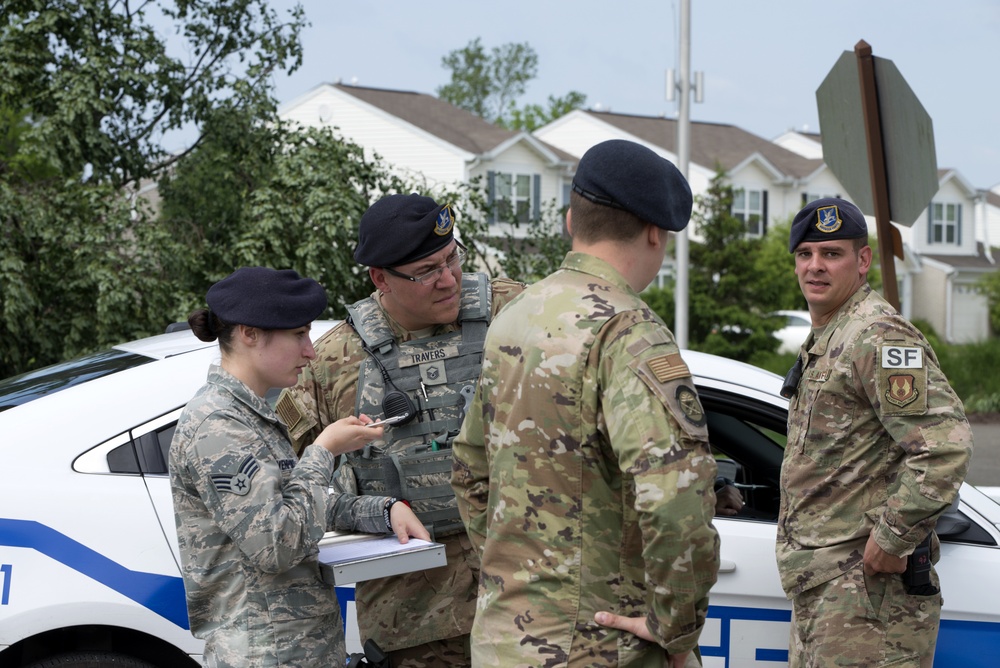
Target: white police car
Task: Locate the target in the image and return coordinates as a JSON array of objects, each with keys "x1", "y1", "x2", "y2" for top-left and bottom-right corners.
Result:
[{"x1": 1, "y1": 327, "x2": 998, "y2": 667}]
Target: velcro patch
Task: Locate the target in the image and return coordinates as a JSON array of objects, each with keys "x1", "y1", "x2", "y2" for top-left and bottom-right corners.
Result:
[
  {"x1": 275, "y1": 394, "x2": 303, "y2": 431},
  {"x1": 398, "y1": 344, "x2": 460, "y2": 368},
  {"x1": 211, "y1": 455, "x2": 260, "y2": 496},
  {"x1": 647, "y1": 352, "x2": 690, "y2": 383},
  {"x1": 881, "y1": 345, "x2": 924, "y2": 369}
]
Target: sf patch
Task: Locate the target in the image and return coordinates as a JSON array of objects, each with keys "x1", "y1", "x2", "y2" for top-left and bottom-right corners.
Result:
[
  {"x1": 211, "y1": 454, "x2": 260, "y2": 496},
  {"x1": 878, "y1": 344, "x2": 927, "y2": 415}
]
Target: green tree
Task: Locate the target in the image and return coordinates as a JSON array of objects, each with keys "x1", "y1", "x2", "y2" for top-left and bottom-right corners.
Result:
[
  {"x1": 647, "y1": 170, "x2": 780, "y2": 363},
  {"x1": 158, "y1": 117, "x2": 419, "y2": 319},
  {"x1": 0, "y1": 1, "x2": 308, "y2": 375},
  {"x1": 978, "y1": 270, "x2": 1000, "y2": 335},
  {"x1": 438, "y1": 38, "x2": 585, "y2": 129},
  {"x1": 0, "y1": 0, "x2": 305, "y2": 188}
]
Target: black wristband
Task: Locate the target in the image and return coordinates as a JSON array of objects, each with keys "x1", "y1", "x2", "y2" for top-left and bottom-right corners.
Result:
[{"x1": 383, "y1": 497, "x2": 410, "y2": 531}]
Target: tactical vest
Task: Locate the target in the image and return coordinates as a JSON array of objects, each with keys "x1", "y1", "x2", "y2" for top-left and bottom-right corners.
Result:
[{"x1": 344, "y1": 273, "x2": 492, "y2": 538}]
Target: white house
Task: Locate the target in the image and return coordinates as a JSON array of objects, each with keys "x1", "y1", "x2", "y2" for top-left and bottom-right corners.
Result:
[
  {"x1": 536, "y1": 114, "x2": 997, "y2": 342},
  {"x1": 277, "y1": 85, "x2": 996, "y2": 342},
  {"x1": 278, "y1": 83, "x2": 575, "y2": 238}
]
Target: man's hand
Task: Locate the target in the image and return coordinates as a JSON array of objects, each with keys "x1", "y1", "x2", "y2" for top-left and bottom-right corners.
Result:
[
  {"x1": 863, "y1": 533, "x2": 906, "y2": 576},
  {"x1": 715, "y1": 484, "x2": 744, "y2": 516},
  {"x1": 593, "y1": 612, "x2": 691, "y2": 668}
]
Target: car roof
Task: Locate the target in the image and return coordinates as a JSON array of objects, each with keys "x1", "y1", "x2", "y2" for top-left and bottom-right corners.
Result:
[
  {"x1": 0, "y1": 321, "x2": 340, "y2": 412},
  {"x1": 683, "y1": 349, "x2": 787, "y2": 408}
]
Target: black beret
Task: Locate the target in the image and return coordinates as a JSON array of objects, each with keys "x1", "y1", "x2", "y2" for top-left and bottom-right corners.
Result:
[
  {"x1": 572, "y1": 139, "x2": 692, "y2": 231},
  {"x1": 206, "y1": 267, "x2": 327, "y2": 329},
  {"x1": 354, "y1": 194, "x2": 455, "y2": 267},
  {"x1": 788, "y1": 197, "x2": 869, "y2": 252}
]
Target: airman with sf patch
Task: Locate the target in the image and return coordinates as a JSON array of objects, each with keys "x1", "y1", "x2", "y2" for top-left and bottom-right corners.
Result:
[{"x1": 779, "y1": 197, "x2": 972, "y2": 668}]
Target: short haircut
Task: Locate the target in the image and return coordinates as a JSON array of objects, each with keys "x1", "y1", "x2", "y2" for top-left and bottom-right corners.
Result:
[
  {"x1": 569, "y1": 192, "x2": 648, "y2": 244},
  {"x1": 852, "y1": 236, "x2": 869, "y2": 251}
]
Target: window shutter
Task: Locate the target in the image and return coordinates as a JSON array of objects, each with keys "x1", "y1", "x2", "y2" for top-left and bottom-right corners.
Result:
[
  {"x1": 762, "y1": 191, "x2": 769, "y2": 235},
  {"x1": 487, "y1": 171, "x2": 496, "y2": 224},
  {"x1": 957, "y1": 204, "x2": 962, "y2": 246},
  {"x1": 927, "y1": 205, "x2": 933, "y2": 245},
  {"x1": 533, "y1": 174, "x2": 541, "y2": 221}
]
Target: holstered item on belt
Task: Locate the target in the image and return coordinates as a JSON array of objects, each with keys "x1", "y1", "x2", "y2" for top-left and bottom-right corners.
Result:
[{"x1": 902, "y1": 533, "x2": 939, "y2": 596}]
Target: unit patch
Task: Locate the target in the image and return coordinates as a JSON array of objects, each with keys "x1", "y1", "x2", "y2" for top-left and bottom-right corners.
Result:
[
  {"x1": 814, "y1": 205, "x2": 843, "y2": 234},
  {"x1": 885, "y1": 374, "x2": 919, "y2": 407},
  {"x1": 647, "y1": 352, "x2": 690, "y2": 384},
  {"x1": 211, "y1": 455, "x2": 260, "y2": 496},
  {"x1": 676, "y1": 384, "x2": 707, "y2": 427}
]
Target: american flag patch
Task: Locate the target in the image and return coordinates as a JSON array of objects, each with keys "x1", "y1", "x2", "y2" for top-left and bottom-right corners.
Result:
[{"x1": 647, "y1": 353, "x2": 689, "y2": 383}]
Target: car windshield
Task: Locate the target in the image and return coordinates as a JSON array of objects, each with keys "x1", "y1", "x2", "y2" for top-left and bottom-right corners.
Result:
[{"x1": 0, "y1": 348, "x2": 154, "y2": 413}]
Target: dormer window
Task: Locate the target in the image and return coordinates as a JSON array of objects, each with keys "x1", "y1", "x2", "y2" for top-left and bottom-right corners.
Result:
[{"x1": 929, "y1": 202, "x2": 962, "y2": 246}]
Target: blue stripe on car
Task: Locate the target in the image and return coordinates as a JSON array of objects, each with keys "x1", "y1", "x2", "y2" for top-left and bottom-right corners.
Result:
[{"x1": 0, "y1": 518, "x2": 189, "y2": 629}]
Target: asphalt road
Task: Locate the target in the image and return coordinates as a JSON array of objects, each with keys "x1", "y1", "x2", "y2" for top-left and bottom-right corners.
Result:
[{"x1": 968, "y1": 418, "x2": 1000, "y2": 489}]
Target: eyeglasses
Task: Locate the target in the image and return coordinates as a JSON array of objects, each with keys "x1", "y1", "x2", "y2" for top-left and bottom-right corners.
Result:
[{"x1": 384, "y1": 242, "x2": 467, "y2": 286}]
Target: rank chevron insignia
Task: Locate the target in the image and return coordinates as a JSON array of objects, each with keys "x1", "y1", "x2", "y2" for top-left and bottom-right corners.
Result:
[{"x1": 211, "y1": 454, "x2": 260, "y2": 495}]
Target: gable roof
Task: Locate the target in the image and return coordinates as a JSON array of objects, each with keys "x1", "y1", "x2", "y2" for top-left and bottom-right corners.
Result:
[
  {"x1": 583, "y1": 110, "x2": 823, "y2": 180},
  {"x1": 332, "y1": 83, "x2": 575, "y2": 163}
]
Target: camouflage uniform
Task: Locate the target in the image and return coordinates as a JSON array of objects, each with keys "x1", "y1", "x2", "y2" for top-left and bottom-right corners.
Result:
[
  {"x1": 777, "y1": 284, "x2": 973, "y2": 667},
  {"x1": 170, "y1": 365, "x2": 390, "y2": 668},
  {"x1": 452, "y1": 252, "x2": 721, "y2": 667},
  {"x1": 276, "y1": 274, "x2": 525, "y2": 662}
]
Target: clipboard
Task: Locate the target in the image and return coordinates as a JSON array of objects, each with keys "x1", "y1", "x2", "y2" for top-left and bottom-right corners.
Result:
[{"x1": 318, "y1": 532, "x2": 447, "y2": 585}]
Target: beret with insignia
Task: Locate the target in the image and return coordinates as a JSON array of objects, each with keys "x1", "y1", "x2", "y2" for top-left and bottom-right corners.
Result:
[
  {"x1": 789, "y1": 197, "x2": 869, "y2": 252},
  {"x1": 207, "y1": 267, "x2": 327, "y2": 330},
  {"x1": 354, "y1": 193, "x2": 455, "y2": 267},
  {"x1": 572, "y1": 139, "x2": 693, "y2": 232}
]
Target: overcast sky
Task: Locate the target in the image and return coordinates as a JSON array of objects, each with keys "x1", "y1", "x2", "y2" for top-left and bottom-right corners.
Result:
[{"x1": 263, "y1": 0, "x2": 1000, "y2": 190}]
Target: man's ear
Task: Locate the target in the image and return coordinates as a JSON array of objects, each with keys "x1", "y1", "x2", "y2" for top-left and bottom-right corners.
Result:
[
  {"x1": 370, "y1": 266, "x2": 391, "y2": 293},
  {"x1": 565, "y1": 208, "x2": 574, "y2": 237},
  {"x1": 858, "y1": 244, "x2": 874, "y2": 274}
]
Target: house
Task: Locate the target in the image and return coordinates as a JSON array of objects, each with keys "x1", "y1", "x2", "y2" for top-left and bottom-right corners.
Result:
[
  {"x1": 278, "y1": 83, "x2": 576, "y2": 238},
  {"x1": 536, "y1": 114, "x2": 997, "y2": 342},
  {"x1": 277, "y1": 85, "x2": 995, "y2": 342},
  {"x1": 534, "y1": 110, "x2": 836, "y2": 240}
]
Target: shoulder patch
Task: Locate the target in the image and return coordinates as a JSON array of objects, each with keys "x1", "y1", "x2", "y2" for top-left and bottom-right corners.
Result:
[
  {"x1": 647, "y1": 352, "x2": 690, "y2": 383},
  {"x1": 881, "y1": 345, "x2": 924, "y2": 369},
  {"x1": 676, "y1": 384, "x2": 707, "y2": 427},
  {"x1": 211, "y1": 455, "x2": 260, "y2": 496},
  {"x1": 275, "y1": 393, "x2": 303, "y2": 431}
]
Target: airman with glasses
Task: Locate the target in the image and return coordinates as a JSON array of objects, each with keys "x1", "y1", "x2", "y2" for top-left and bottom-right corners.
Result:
[{"x1": 277, "y1": 194, "x2": 525, "y2": 666}]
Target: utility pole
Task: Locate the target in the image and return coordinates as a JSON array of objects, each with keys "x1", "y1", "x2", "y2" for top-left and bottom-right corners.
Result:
[{"x1": 666, "y1": 0, "x2": 702, "y2": 347}]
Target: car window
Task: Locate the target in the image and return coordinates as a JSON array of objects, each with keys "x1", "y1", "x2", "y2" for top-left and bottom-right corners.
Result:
[
  {"x1": 0, "y1": 349, "x2": 153, "y2": 412},
  {"x1": 698, "y1": 387, "x2": 787, "y2": 522},
  {"x1": 106, "y1": 413, "x2": 180, "y2": 475}
]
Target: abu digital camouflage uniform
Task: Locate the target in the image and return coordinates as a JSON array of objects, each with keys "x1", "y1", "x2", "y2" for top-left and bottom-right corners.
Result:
[
  {"x1": 452, "y1": 252, "x2": 720, "y2": 667},
  {"x1": 777, "y1": 284, "x2": 973, "y2": 667},
  {"x1": 169, "y1": 365, "x2": 390, "y2": 668},
  {"x1": 275, "y1": 274, "x2": 525, "y2": 657}
]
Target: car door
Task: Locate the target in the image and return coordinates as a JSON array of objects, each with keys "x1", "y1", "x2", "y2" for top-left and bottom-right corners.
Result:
[{"x1": 693, "y1": 383, "x2": 1000, "y2": 668}]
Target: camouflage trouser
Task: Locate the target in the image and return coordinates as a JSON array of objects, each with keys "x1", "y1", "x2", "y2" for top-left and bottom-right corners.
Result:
[
  {"x1": 388, "y1": 633, "x2": 471, "y2": 667},
  {"x1": 788, "y1": 564, "x2": 942, "y2": 667}
]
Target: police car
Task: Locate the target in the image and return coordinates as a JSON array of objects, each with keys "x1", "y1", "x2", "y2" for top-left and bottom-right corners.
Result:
[{"x1": 1, "y1": 326, "x2": 998, "y2": 667}]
